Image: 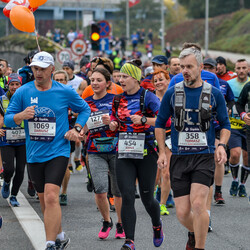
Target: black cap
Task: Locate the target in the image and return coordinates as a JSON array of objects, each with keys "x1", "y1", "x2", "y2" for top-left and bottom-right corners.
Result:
[
  {"x1": 80, "y1": 57, "x2": 89, "y2": 68},
  {"x1": 203, "y1": 58, "x2": 216, "y2": 67},
  {"x1": 216, "y1": 56, "x2": 227, "y2": 66},
  {"x1": 63, "y1": 60, "x2": 75, "y2": 71},
  {"x1": 152, "y1": 55, "x2": 168, "y2": 65}
]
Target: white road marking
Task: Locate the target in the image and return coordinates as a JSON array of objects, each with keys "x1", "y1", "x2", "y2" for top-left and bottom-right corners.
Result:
[{"x1": 11, "y1": 191, "x2": 46, "y2": 250}]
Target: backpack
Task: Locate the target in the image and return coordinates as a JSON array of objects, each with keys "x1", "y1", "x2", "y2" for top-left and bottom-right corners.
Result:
[{"x1": 174, "y1": 81, "x2": 212, "y2": 132}]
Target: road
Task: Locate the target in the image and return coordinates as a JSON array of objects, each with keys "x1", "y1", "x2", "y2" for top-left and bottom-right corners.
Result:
[
  {"x1": 0, "y1": 165, "x2": 250, "y2": 250},
  {"x1": 202, "y1": 50, "x2": 250, "y2": 64}
]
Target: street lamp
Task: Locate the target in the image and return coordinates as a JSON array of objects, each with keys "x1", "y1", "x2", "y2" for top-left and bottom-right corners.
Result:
[{"x1": 205, "y1": 0, "x2": 209, "y2": 57}]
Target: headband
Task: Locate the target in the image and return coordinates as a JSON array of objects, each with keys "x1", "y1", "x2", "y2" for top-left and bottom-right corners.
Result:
[{"x1": 120, "y1": 63, "x2": 141, "y2": 81}]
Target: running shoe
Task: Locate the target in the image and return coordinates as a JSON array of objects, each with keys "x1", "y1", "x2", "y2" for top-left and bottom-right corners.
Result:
[
  {"x1": 214, "y1": 192, "x2": 225, "y2": 204},
  {"x1": 0, "y1": 216, "x2": 2, "y2": 229},
  {"x1": 45, "y1": 243, "x2": 56, "y2": 250},
  {"x1": 109, "y1": 197, "x2": 115, "y2": 212},
  {"x1": 98, "y1": 218, "x2": 113, "y2": 239},
  {"x1": 166, "y1": 193, "x2": 175, "y2": 208},
  {"x1": 186, "y1": 232, "x2": 195, "y2": 250},
  {"x1": 27, "y1": 180, "x2": 36, "y2": 197},
  {"x1": 115, "y1": 223, "x2": 126, "y2": 239},
  {"x1": 229, "y1": 181, "x2": 238, "y2": 196},
  {"x1": 59, "y1": 194, "x2": 67, "y2": 206},
  {"x1": 121, "y1": 239, "x2": 135, "y2": 250},
  {"x1": 9, "y1": 196, "x2": 20, "y2": 207},
  {"x1": 55, "y1": 237, "x2": 70, "y2": 249},
  {"x1": 75, "y1": 160, "x2": 83, "y2": 172},
  {"x1": 160, "y1": 204, "x2": 169, "y2": 216},
  {"x1": 1, "y1": 181, "x2": 10, "y2": 199},
  {"x1": 248, "y1": 196, "x2": 250, "y2": 204},
  {"x1": 208, "y1": 217, "x2": 212, "y2": 232},
  {"x1": 68, "y1": 165, "x2": 73, "y2": 174},
  {"x1": 153, "y1": 219, "x2": 164, "y2": 247},
  {"x1": 238, "y1": 184, "x2": 247, "y2": 197}
]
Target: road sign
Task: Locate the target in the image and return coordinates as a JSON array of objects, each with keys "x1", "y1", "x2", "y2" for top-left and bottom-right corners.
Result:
[
  {"x1": 57, "y1": 50, "x2": 72, "y2": 64},
  {"x1": 71, "y1": 39, "x2": 88, "y2": 56},
  {"x1": 98, "y1": 20, "x2": 111, "y2": 38},
  {"x1": 99, "y1": 38, "x2": 109, "y2": 51}
]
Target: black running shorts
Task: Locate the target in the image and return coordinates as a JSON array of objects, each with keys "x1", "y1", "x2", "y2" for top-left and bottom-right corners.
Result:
[
  {"x1": 28, "y1": 156, "x2": 69, "y2": 193},
  {"x1": 170, "y1": 153, "x2": 215, "y2": 198}
]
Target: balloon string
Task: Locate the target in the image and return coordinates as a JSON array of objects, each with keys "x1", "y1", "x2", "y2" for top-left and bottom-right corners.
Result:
[{"x1": 35, "y1": 29, "x2": 41, "y2": 52}]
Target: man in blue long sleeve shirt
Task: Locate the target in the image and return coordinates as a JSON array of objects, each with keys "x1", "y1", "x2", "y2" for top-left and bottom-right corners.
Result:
[
  {"x1": 155, "y1": 47, "x2": 230, "y2": 250},
  {"x1": 4, "y1": 52, "x2": 91, "y2": 250}
]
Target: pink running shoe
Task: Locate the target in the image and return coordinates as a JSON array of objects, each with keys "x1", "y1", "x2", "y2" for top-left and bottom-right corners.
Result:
[
  {"x1": 98, "y1": 218, "x2": 113, "y2": 239},
  {"x1": 115, "y1": 223, "x2": 125, "y2": 239}
]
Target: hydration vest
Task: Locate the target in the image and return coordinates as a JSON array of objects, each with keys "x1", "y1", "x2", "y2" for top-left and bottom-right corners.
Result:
[
  {"x1": 113, "y1": 88, "x2": 148, "y2": 120},
  {"x1": 174, "y1": 81, "x2": 212, "y2": 132}
]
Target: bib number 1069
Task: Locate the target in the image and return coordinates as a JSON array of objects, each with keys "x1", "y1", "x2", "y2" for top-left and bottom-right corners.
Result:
[{"x1": 33, "y1": 123, "x2": 50, "y2": 130}]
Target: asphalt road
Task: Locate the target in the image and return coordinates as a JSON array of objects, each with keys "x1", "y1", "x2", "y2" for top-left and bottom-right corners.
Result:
[{"x1": 0, "y1": 164, "x2": 250, "y2": 250}]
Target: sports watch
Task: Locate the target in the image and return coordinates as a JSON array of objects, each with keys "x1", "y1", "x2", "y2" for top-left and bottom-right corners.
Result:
[
  {"x1": 141, "y1": 116, "x2": 147, "y2": 125},
  {"x1": 218, "y1": 143, "x2": 227, "y2": 151},
  {"x1": 74, "y1": 126, "x2": 82, "y2": 133}
]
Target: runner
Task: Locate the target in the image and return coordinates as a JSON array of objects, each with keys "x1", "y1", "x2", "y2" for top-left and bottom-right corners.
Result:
[
  {"x1": 81, "y1": 57, "x2": 123, "y2": 99},
  {"x1": 236, "y1": 74, "x2": 250, "y2": 203},
  {"x1": 52, "y1": 70, "x2": 71, "y2": 206},
  {"x1": 109, "y1": 59, "x2": 164, "y2": 250},
  {"x1": 84, "y1": 67, "x2": 125, "y2": 240},
  {"x1": 4, "y1": 51, "x2": 91, "y2": 250},
  {"x1": 155, "y1": 47, "x2": 231, "y2": 250},
  {"x1": 168, "y1": 43, "x2": 220, "y2": 90},
  {"x1": 216, "y1": 56, "x2": 237, "y2": 81},
  {"x1": 0, "y1": 73, "x2": 26, "y2": 207},
  {"x1": 62, "y1": 61, "x2": 85, "y2": 173},
  {"x1": 227, "y1": 59, "x2": 250, "y2": 197},
  {"x1": 140, "y1": 55, "x2": 169, "y2": 92},
  {"x1": 151, "y1": 67, "x2": 173, "y2": 216}
]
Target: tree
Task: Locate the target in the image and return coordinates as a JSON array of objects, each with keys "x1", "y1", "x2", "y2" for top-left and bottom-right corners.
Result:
[{"x1": 178, "y1": 0, "x2": 249, "y2": 18}]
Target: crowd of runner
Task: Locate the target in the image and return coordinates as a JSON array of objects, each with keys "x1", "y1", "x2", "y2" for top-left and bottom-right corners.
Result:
[{"x1": 0, "y1": 42, "x2": 250, "y2": 250}]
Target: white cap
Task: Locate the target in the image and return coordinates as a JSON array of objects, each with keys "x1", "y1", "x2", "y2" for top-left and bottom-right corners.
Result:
[
  {"x1": 144, "y1": 66, "x2": 154, "y2": 76},
  {"x1": 29, "y1": 51, "x2": 54, "y2": 68}
]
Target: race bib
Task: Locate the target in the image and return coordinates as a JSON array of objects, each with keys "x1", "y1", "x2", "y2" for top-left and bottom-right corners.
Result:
[
  {"x1": 5, "y1": 128, "x2": 25, "y2": 143},
  {"x1": 178, "y1": 127, "x2": 207, "y2": 152},
  {"x1": 28, "y1": 117, "x2": 56, "y2": 141},
  {"x1": 87, "y1": 110, "x2": 109, "y2": 133},
  {"x1": 118, "y1": 133, "x2": 145, "y2": 159}
]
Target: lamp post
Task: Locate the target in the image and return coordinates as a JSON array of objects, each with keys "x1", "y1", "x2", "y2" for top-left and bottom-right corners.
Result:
[
  {"x1": 205, "y1": 0, "x2": 209, "y2": 57},
  {"x1": 161, "y1": 0, "x2": 165, "y2": 52}
]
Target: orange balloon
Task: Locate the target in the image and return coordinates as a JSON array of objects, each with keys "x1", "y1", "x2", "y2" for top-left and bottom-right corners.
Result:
[
  {"x1": 29, "y1": 0, "x2": 47, "y2": 8},
  {"x1": 10, "y1": 5, "x2": 35, "y2": 33}
]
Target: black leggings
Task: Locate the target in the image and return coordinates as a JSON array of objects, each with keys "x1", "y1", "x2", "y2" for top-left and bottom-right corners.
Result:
[
  {"x1": 116, "y1": 153, "x2": 160, "y2": 241},
  {"x1": 1, "y1": 145, "x2": 26, "y2": 196}
]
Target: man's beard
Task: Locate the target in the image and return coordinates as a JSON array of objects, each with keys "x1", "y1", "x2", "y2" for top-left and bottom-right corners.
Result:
[{"x1": 184, "y1": 79, "x2": 196, "y2": 86}]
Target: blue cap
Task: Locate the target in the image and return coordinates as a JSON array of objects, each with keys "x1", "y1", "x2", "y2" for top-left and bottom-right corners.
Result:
[{"x1": 152, "y1": 55, "x2": 168, "y2": 65}]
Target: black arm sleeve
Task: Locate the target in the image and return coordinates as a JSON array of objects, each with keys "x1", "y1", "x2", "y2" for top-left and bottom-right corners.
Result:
[
  {"x1": 227, "y1": 100, "x2": 235, "y2": 110},
  {"x1": 236, "y1": 82, "x2": 250, "y2": 115}
]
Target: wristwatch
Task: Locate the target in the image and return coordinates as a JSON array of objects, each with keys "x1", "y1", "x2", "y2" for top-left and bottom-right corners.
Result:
[
  {"x1": 218, "y1": 143, "x2": 227, "y2": 151},
  {"x1": 141, "y1": 116, "x2": 147, "y2": 125},
  {"x1": 74, "y1": 126, "x2": 82, "y2": 133}
]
